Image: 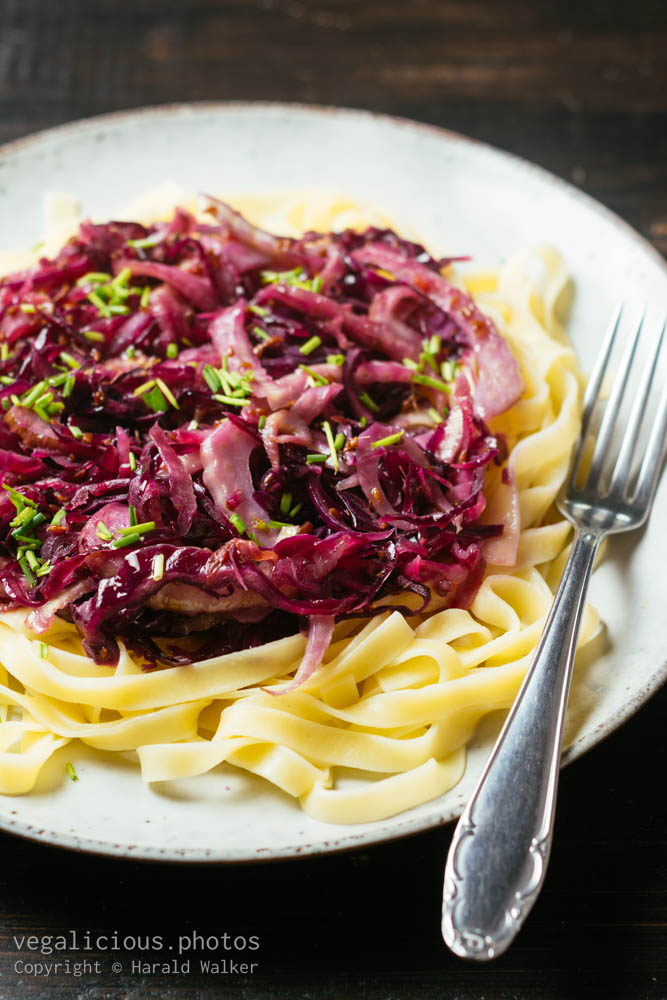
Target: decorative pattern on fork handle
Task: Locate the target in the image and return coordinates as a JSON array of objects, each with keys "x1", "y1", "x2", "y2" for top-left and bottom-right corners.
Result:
[{"x1": 443, "y1": 821, "x2": 550, "y2": 959}]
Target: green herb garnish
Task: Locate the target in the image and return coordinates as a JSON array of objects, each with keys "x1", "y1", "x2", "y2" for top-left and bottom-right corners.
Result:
[
  {"x1": 299, "y1": 335, "x2": 322, "y2": 356},
  {"x1": 358, "y1": 391, "x2": 379, "y2": 413},
  {"x1": 371, "y1": 431, "x2": 404, "y2": 449}
]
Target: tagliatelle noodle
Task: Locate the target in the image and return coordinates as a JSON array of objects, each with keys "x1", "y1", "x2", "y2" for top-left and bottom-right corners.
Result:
[{"x1": 0, "y1": 191, "x2": 599, "y2": 820}]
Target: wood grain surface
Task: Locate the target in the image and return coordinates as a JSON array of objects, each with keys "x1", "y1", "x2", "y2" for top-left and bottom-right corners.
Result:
[{"x1": 0, "y1": 2, "x2": 665, "y2": 998}]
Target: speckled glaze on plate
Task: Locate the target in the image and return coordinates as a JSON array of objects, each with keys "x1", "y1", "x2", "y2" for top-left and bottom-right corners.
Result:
[{"x1": 0, "y1": 102, "x2": 665, "y2": 863}]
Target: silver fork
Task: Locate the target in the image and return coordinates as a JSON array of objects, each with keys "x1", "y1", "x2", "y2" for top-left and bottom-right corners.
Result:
[{"x1": 441, "y1": 307, "x2": 667, "y2": 961}]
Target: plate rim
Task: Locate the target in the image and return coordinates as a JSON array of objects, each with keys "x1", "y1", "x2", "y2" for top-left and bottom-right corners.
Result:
[{"x1": 0, "y1": 99, "x2": 665, "y2": 864}]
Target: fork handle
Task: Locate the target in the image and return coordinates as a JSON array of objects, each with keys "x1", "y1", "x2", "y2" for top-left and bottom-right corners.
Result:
[{"x1": 442, "y1": 528, "x2": 601, "y2": 960}]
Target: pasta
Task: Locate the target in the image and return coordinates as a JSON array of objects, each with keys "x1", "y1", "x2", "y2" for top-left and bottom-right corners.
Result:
[{"x1": 0, "y1": 191, "x2": 599, "y2": 823}]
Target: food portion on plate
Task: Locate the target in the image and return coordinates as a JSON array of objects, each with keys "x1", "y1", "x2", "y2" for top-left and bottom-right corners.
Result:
[{"x1": 0, "y1": 193, "x2": 598, "y2": 822}]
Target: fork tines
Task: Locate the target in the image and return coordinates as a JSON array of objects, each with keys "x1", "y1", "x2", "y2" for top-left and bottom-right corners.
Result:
[{"x1": 571, "y1": 307, "x2": 667, "y2": 514}]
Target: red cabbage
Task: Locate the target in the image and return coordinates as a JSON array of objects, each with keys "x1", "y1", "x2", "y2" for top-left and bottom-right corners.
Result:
[{"x1": 0, "y1": 202, "x2": 521, "y2": 675}]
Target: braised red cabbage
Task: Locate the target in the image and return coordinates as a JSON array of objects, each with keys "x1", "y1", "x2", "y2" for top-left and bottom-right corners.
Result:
[{"x1": 0, "y1": 201, "x2": 523, "y2": 669}]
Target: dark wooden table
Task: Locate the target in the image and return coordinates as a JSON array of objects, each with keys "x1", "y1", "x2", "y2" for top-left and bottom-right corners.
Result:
[{"x1": 0, "y1": 2, "x2": 665, "y2": 998}]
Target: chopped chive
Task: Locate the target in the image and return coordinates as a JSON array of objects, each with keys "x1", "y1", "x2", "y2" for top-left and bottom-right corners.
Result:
[
  {"x1": 96, "y1": 521, "x2": 114, "y2": 541},
  {"x1": 9, "y1": 513, "x2": 32, "y2": 531},
  {"x1": 0, "y1": 376, "x2": 13, "y2": 386},
  {"x1": 36, "y1": 561, "x2": 51, "y2": 577},
  {"x1": 202, "y1": 365, "x2": 222, "y2": 393},
  {"x1": 127, "y1": 234, "x2": 162, "y2": 249},
  {"x1": 217, "y1": 369, "x2": 234, "y2": 396},
  {"x1": 33, "y1": 404, "x2": 50, "y2": 422},
  {"x1": 87, "y1": 292, "x2": 109, "y2": 316},
  {"x1": 63, "y1": 375, "x2": 75, "y2": 398},
  {"x1": 334, "y1": 432, "x2": 345, "y2": 451},
  {"x1": 21, "y1": 380, "x2": 48, "y2": 408},
  {"x1": 34, "y1": 391, "x2": 53, "y2": 408},
  {"x1": 117, "y1": 520, "x2": 155, "y2": 536},
  {"x1": 129, "y1": 505, "x2": 137, "y2": 527},
  {"x1": 412, "y1": 373, "x2": 452, "y2": 393},
  {"x1": 289, "y1": 502, "x2": 303, "y2": 517},
  {"x1": 229, "y1": 513, "x2": 246, "y2": 535},
  {"x1": 299, "y1": 335, "x2": 322, "y2": 356},
  {"x1": 371, "y1": 431, "x2": 404, "y2": 449},
  {"x1": 12, "y1": 533, "x2": 40, "y2": 546},
  {"x1": 298, "y1": 365, "x2": 329, "y2": 387},
  {"x1": 252, "y1": 325, "x2": 271, "y2": 342},
  {"x1": 59, "y1": 352, "x2": 80, "y2": 369},
  {"x1": 133, "y1": 379, "x2": 157, "y2": 397},
  {"x1": 20, "y1": 303, "x2": 36, "y2": 314},
  {"x1": 152, "y1": 552, "x2": 165, "y2": 582},
  {"x1": 10, "y1": 508, "x2": 34, "y2": 528},
  {"x1": 140, "y1": 286, "x2": 151, "y2": 309},
  {"x1": 428, "y1": 406, "x2": 444, "y2": 424},
  {"x1": 128, "y1": 452, "x2": 137, "y2": 471},
  {"x1": 187, "y1": 419, "x2": 198, "y2": 431},
  {"x1": 420, "y1": 350, "x2": 439, "y2": 375},
  {"x1": 47, "y1": 372, "x2": 70, "y2": 388},
  {"x1": 77, "y1": 272, "x2": 111, "y2": 286},
  {"x1": 306, "y1": 453, "x2": 327, "y2": 464},
  {"x1": 1, "y1": 344, "x2": 10, "y2": 360},
  {"x1": 280, "y1": 492, "x2": 292, "y2": 515},
  {"x1": 441, "y1": 360, "x2": 458, "y2": 381},
  {"x1": 2, "y1": 484, "x2": 37, "y2": 508},
  {"x1": 50, "y1": 508, "x2": 66, "y2": 526},
  {"x1": 322, "y1": 420, "x2": 338, "y2": 473},
  {"x1": 260, "y1": 267, "x2": 322, "y2": 293},
  {"x1": 108, "y1": 303, "x2": 130, "y2": 315},
  {"x1": 213, "y1": 394, "x2": 249, "y2": 407},
  {"x1": 25, "y1": 549, "x2": 40, "y2": 571},
  {"x1": 1, "y1": 398, "x2": 9, "y2": 410},
  {"x1": 10, "y1": 394, "x2": 20, "y2": 406},
  {"x1": 39, "y1": 642, "x2": 48, "y2": 659},
  {"x1": 360, "y1": 416, "x2": 368, "y2": 428},
  {"x1": 155, "y1": 378, "x2": 179, "y2": 409},
  {"x1": 220, "y1": 368, "x2": 238, "y2": 389},
  {"x1": 83, "y1": 329, "x2": 105, "y2": 342},
  {"x1": 358, "y1": 391, "x2": 379, "y2": 413},
  {"x1": 18, "y1": 555, "x2": 35, "y2": 587},
  {"x1": 112, "y1": 531, "x2": 141, "y2": 549},
  {"x1": 258, "y1": 414, "x2": 267, "y2": 430},
  {"x1": 166, "y1": 342, "x2": 179, "y2": 359},
  {"x1": 112, "y1": 267, "x2": 132, "y2": 288},
  {"x1": 267, "y1": 519, "x2": 293, "y2": 529},
  {"x1": 224, "y1": 368, "x2": 249, "y2": 390},
  {"x1": 249, "y1": 304, "x2": 269, "y2": 317},
  {"x1": 66, "y1": 762, "x2": 78, "y2": 782},
  {"x1": 69, "y1": 425, "x2": 84, "y2": 439},
  {"x1": 261, "y1": 267, "x2": 306, "y2": 286},
  {"x1": 402, "y1": 357, "x2": 419, "y2": 370},
  {"x1": 326, "y1": 354, "x2": 345, "y2": 366}
]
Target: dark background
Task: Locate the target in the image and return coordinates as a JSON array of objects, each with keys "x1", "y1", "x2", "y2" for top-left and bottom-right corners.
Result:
[{"x1": 0, "y1": 1, "x2": 665, "y2": 998}]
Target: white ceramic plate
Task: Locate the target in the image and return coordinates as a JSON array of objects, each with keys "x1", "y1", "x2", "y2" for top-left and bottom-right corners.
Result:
[{"x1": 0, "y1": 103, "x2": 665, "y2": 862}]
